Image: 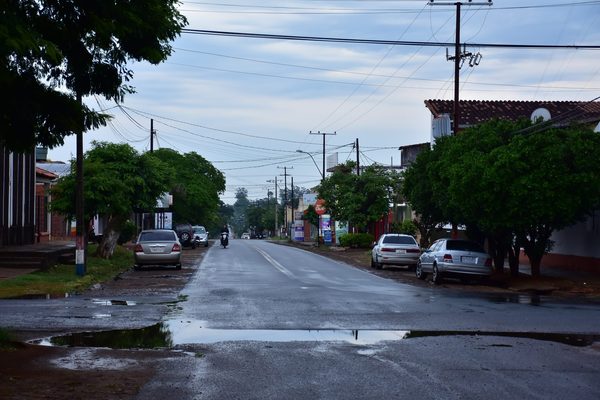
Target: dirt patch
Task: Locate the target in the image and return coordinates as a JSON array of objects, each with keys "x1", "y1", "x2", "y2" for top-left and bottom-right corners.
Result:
[{"x1": 0, "y1": 244, "x2": 209, "y2": 400}]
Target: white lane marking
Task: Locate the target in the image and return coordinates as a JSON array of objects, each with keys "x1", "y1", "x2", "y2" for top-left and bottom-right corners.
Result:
[{"x1": 255, "y1": 247, "x2": 295, "y2": 279}]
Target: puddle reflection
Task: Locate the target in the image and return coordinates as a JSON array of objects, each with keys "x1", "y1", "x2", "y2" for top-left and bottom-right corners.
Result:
[{"x1": 33, "y1": 321, "x2": 600, "y2": 350}]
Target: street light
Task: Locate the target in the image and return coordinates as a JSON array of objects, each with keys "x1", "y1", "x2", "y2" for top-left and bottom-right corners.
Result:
[{"x1": 296, "y1": 150, "x2": 323, "y2": 180}]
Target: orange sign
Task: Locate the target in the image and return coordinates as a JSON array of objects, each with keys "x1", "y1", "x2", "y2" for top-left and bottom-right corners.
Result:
[{"x1": 315, "y1": 199, "x2": 326, "y2": 215}]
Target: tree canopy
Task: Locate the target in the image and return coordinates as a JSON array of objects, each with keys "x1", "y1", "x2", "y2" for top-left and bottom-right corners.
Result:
[
  {"x1": 151, "y1": 149, "x2": 225, "y2": 226},
  {"x1": 318, "y1": 161, "x2": 399, "y2": 232},
  {"x1": 1, "y1": 0, "x2": 187, "y2": 152},
  {"x1": 51, "y1": 141, "x2": 173, "y2": 257},
  {"x1": 402, "y1": 119, "x2": 600, "y2": 276}
]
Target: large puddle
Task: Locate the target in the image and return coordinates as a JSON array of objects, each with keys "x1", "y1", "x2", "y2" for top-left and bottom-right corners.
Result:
[{"x1": 32, "y1": 319, "x2": 600, "y2": 349}]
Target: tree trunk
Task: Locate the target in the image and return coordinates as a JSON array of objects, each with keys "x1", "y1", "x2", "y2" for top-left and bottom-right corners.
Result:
[
  {"x1": 96, "y1": 215, "x2": 124, "y2": 259},
  {"x1": 507, "y1": 237, "x2": 521, "y2": 278},
  {"x1": 521, "y1": 225, "x2": 553, "y2": 277}
]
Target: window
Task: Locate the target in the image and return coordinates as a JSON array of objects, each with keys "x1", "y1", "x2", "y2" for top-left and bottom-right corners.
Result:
[{"x1": 382, "y1": 235, "x2": 417, "y2": 245}]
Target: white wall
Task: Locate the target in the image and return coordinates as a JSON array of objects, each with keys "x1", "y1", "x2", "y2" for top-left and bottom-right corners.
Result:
[{"x1": 551, "y1": 212, "x2": 600, "y2": 258}]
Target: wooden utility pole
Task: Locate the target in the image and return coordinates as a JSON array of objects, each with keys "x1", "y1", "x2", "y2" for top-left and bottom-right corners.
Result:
[
  {"x1": 355, "y1": 138, "x2": 360, "y2": 176},
  {"x1": 309, "y1": 131, "x2": 336, "y2": 179},
  {"x1": 429, "y1": 1, "x2": 491, "y2": 134},
  {"x1": 277, "y1": 166, "x2": 293, "y2": 237},
  {"x1": 75, "y1": 93, "x2": 86, "y2": 276}
]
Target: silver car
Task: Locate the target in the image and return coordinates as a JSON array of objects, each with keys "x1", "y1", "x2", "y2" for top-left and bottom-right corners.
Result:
[
  {"x1": 416, "y1": 238, "x2": 493, "y2": 284},
  {"x1": 371, "y1": 233, "x2": 421, "y2": 270},
  {"x1": 192, "y1": 225, "x2": 209, "y2": 247},
  {"x1": 133, "y1": 229, "x2": 182, "y2": 270}
]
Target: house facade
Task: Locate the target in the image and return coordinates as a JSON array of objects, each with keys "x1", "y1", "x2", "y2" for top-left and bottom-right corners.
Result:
[{"x1": 423, "y1": 99, "x2": 600, "y2": 270}]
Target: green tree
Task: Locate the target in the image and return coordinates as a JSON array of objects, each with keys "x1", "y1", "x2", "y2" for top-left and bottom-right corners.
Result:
[
  {"x1": 403, "y1": 119, "x2": 600, "y2": 276},
  {"x1": 151, "y1": 149, "x2": 225, "y2": 226},
  {"x1": 318, "y1": 161, "x2": 398, "y2": 232},
  {"x1": 51, "y1": 142, "x2": 172, "y2": 258},
  {"x1": 0, "y1": 0, "x2": 187, "y2": 152}
]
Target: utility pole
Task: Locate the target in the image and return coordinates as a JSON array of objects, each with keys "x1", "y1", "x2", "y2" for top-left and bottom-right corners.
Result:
[
  {"x1": 267, "y1": 177, "x2": 279, "y2": 237},
  {"x1": 150, "y1": 118, "x2": 155, "y2": 152},
  {"x1": 355, "y1": 138, "x2": 360, "y2": 176},
  {"x1": 309, "y1": 131, "x2": 336, "y2": 179},
  {"x1": 277, "y1": 166, "x2": 293, "y2": 238},
  {"x1": 291, "y1": 176, "x2": 295, "y2": 239},
  {"x1": 429, "y1": 1, "x2": 491, "y2": 134},
  {"x1": 75, "y1": 93, "x2": 85, "y2": 276},
  {"x1": 149, "y1": 119, "x2": 156, "y2": 229}
]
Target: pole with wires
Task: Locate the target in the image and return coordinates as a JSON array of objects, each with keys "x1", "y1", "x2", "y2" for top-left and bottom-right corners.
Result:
[
  {"x1": 309, "y1": 131, "x2": 335, "y2": 180},
  {"x1": 355, "y1": 138, "x2": 360, "y2": 176}
]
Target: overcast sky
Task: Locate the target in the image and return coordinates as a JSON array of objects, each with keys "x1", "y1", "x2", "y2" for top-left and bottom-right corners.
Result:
[{"x1": 47, "y1": 0, "x2": 600, "y2": 205}]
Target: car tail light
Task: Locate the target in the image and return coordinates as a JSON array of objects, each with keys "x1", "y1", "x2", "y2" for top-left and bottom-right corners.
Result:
[
  {"x1": 407, "y1": 249, "x2": 421, "y2": 253},
  {"x1": 134, "y1": 244, "x2": 143, "y2": 253},
  {"x1": 443, "y1": 254, "x2": 453, "y2": 263},
  {"x1": 381, "y1": 248, "x2": 395, "y2": 252},
  {"x1": 172, "y1": 243, "x2": 181, "y2": 252},
  {"x1": 485, "y1": 257, "x2": 492, "y2": 267}
]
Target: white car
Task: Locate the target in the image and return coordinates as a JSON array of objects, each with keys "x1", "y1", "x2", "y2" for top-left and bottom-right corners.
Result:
[
  {"x1": 417, "y1": 239, "x2": 493, "y2": 284},
  {"x1": 371, "y1": 234, "x2": 421, "y2": 270},
  {"x1": 241, "y1": 233, "x2": 250, "y2": 240}
]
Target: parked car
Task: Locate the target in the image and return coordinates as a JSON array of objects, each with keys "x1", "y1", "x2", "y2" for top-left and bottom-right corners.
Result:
[
  {"x1": 371, "y1": 233, "x2": 421, "y2": 270},
  {"x1": 416, "y1": 238, "x2": 493, "y2": 284},
  {"x1": 174, "y1": 223, "x2": 195, "y2": 248},
  {"x1": 133, "y1": 229, "x2": 182, "y2": 270},
  {"x1": 192, "y1": 225, "x2": 209, "y2": 247},
  {"x1": 241, "y1": 232, "x2": 250, "y2": 240}
]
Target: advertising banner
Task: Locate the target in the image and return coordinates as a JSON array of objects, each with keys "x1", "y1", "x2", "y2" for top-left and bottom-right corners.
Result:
[
  {"x1": 293, "y1": 223, "x2": 304, "y2": 241},
  {"x1": 320, "y1": 214, "x2": 332, "y2": 245}
]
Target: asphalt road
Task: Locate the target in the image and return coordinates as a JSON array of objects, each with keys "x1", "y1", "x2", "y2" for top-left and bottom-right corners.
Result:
[
  {"x1": 1, "y1": 240, "x2": 599, "y2": 399},
  {"x1": 143, "y1": 240, "x2": 600, "y2": 399}
]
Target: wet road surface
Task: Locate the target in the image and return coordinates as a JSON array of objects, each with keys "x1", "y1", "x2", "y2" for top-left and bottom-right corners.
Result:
[{"x1": 2, "y1": 240, "x2": 599, "y2": 399}]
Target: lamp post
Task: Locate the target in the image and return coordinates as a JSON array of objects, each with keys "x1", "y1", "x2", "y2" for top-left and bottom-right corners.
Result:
[
  {"x1": 297, "y1": 149, "x2": 326, "y2": 246},
  {"x1": 296, "y1": 150, "x2": 323, "y2": 180}
]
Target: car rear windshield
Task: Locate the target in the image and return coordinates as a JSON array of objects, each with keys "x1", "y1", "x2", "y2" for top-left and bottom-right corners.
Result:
[
  {"x1": 382, "y1": 236, "x2": 417, "y2": 245},
  {"x1": 446, "y1": 240, "x2": 485, "y2": 252},
  {"x1": 139, "y1": 231, "x2": 176, "y2": 242}
]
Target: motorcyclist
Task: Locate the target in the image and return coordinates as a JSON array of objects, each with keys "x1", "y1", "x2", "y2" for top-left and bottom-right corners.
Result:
[{"x1": 220, "y1": 225, "x2": 229, "y2": 247}]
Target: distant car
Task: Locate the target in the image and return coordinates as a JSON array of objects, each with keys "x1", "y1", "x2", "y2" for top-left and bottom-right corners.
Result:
[
  {"x1": 174, "y1": 223, "x2": 195, "y2": 248},
  {"x1": 371, "y1": 233, "x2": 421, "y2": 270},
  {"x1": 192, "y1": 225, "x2": 209, "y2": 247},
  {"x1": 241, "y1": 233, "x2": 250, "y2": 240},
  {"x1": 416, "y1": 238, "x2": 493, "y2": 284},
  {"x1": 133, "y1": 229, "x2": 182, "y2": 270}
]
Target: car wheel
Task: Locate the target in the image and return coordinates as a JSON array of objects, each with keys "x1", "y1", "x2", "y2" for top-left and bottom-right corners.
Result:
[
  {"x1": 133, "y1": 265, "x2": 141, "y2": 271},
  {"x1": 415, "y1": 261, "x2": 427, "y2": 280},
  {"x1": 204, "y1": 242, "x2": 209, "y2": 247},
  {"x1": 431, "y1": 264, "x2": 442, "y2": 285},
  {"x1": 370, "y1": 257, "x2": 377, "y2": 269},
  {"x1": 180, "y1": 232, "x2": 190, "y2": 243}
]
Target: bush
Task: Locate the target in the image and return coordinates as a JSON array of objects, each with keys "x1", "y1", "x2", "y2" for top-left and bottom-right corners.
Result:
[
  {"x1": 390, "y1": 220, "x2": 417, "y2": 236},
  {"x1": 339, "y1": 233, "x2": 374, "y2": 248},
  {"x1": 118, "y1": 220, "x2": 138, "y2": 245}
]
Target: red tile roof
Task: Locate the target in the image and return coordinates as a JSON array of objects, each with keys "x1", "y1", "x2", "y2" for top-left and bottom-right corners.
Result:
[
  {"x1": 36, "y1": 167, "x2": 58, "y2": 180},
  {"x1": 424, "y1": 100, "x2": 600, "y2": 128}
]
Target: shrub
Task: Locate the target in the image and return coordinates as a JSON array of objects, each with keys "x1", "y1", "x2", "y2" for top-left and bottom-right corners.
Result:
[
  {"x1": 339, "y1": 233, "x2": 374, "y2": 248},
  {"x1": 118, "y1": 220, "x2": 138, "y2": 245},
  {"x1": 390, "y1": 220, "x2": 417, "y2": 236}
]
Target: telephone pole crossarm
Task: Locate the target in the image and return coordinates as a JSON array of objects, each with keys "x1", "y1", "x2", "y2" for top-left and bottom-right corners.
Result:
[{"x1": 309, "y1": 131, "x2": 336, "y2": 180}]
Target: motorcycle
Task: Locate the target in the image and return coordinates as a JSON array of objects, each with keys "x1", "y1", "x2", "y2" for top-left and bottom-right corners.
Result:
[{"x1": 220, "y1": 232, "x2": 229, "y2": 248}]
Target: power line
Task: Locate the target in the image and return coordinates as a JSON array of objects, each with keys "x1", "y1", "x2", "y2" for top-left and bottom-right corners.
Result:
[
  {"x1": 170, "y1": 49, "x2": 600, "y2": 92},
  {"x1": 181, "y1": 28, "x2": 600, "y2": 50}
]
